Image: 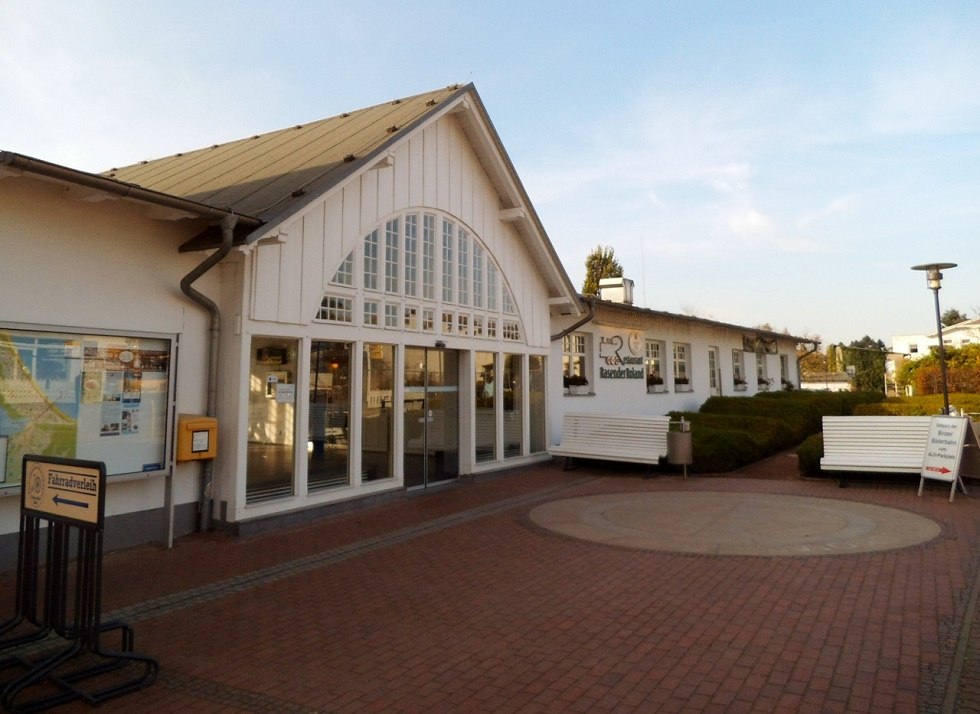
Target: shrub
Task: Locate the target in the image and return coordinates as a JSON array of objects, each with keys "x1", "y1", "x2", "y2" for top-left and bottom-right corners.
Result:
[
  {"x1": 689, "y1": 427, "x2": 766, "y2": 473},
  {"x1": 678, "y1": 390, "x2": 886, "y2": 473},
  {"x1": 796, "y1": 434, "x2": 824, "y2": 476}
]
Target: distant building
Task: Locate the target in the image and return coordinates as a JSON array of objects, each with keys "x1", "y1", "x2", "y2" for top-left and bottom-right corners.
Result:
[
  {"x1": 892, "y1": 319, "x2": 980, "y2": 360},
  {"x1": 800, "y1": 371, "x2": 853, "y2": 392},
  {"x1": 889, "y1": 319, "x2": 980, "y2": 396}
]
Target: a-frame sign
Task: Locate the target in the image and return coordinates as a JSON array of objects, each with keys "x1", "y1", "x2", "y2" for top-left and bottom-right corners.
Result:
[{"x1": 918, "y1": 415, "x2": 978, "y2": 502}]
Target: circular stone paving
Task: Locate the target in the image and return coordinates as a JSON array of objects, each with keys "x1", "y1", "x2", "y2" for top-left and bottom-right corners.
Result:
[{"x1": 528, "y1": 492, "x2": 941, "y2": 556}]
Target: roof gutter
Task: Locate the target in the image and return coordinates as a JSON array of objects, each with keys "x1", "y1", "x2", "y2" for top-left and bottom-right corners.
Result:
[
  {"x1": 180, "y1": 213, "x2": 237, "y2": 533},
  {"x1": 551, "y1": 297, "x2": 596, "y2": 341}
]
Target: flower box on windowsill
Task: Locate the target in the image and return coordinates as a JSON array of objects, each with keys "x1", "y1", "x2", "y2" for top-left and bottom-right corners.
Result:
[
  {"x1": 733, "y1": 384, "x2": 748, "y2": 392},
  {"x1": 675, "y1": 385, "x2": 693, "y2": 393},
  {"x1": 567, "y1": 385, "x2": 591, "y2": 396},
  {"x1": 647, "y1": 385, "x2": 667, "y2": 394}
]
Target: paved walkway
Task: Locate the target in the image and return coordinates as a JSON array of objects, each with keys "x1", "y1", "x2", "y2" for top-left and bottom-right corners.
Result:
[{"x1": 2, "y1": 452, "x2": 980, "y2": 712}]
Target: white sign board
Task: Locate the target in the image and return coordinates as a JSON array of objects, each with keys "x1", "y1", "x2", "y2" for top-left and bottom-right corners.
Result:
[{"x1": 919, "y1": 416, "x2": 973, "y2": 501}]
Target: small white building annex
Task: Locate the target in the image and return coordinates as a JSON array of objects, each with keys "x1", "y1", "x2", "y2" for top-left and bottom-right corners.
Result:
[
  {"x1": 549, "y1": 278, "x2": 802, "y2": 446},
  {"x1": 0, "y1": 84, "x2": 804, "y2": 567}
]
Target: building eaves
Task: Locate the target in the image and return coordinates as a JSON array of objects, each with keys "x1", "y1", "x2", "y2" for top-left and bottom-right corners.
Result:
[
  {"x1": 0, "y1": 151, "x2": 262, "y2": 237},
  {"x1": 591, "y1": 297, "x2": 808, "y2": 343}
]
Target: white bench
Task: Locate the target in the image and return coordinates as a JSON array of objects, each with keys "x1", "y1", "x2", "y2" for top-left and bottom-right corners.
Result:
[
  {"x1": 820, "y1": 416, "x2": 930, "y2": 475},
  {"x1": 549, "y1": 412, "x2": 671, "y2": 470}
]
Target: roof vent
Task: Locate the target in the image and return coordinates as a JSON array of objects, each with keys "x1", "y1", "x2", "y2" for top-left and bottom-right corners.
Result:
[
  {"x1": 391, "y1": 99, "x2": 401, "y2": 105},
  {"x1": 426, "y1": 99, "x2": 437, "y2": 106},
  {"x1": 598, "y1": 277, "x2": 634, "y2": 305},
  {"x1": 343, "y1": 154, "x2": 356, "y2": 163},
  {"x1": 291, "y1": 189, "x2": 305, "y2": 198},
  {"x1": 341, "y1": 112, "x2": 349, "y2": 118},
  {"x1": 386, "y1": 125, "x2": 399, "y2": 133}
]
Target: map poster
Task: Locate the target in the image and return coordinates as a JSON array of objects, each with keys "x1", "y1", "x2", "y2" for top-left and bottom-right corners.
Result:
[{"x1": 0, "y1": 329, "x2": 172, "y2": 486}]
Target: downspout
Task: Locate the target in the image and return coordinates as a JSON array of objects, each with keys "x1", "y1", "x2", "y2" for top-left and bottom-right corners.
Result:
[
  {"x1": 180, "y1": 213, "x2": 238, "y2": 532},
  {"x1": 550, "y1": 296, "x2": 596, "y2": 342}
]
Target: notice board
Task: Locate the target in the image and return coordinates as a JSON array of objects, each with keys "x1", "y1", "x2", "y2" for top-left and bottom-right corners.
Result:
[{"x1": 918, "y1": 416, "x2": 976, "y2": 502}]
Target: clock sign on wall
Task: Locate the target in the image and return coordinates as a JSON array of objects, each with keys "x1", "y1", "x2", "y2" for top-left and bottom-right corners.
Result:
[{"x1": 628, "y1": 331, "x2": 643, "y2": 355}]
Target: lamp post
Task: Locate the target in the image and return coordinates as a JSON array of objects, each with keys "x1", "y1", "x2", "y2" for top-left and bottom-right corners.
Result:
[{"x1": 911, "y1": 262, "x2": 957, "y2": 415}]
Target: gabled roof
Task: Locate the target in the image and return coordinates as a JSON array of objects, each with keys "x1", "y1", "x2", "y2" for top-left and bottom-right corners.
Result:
[{"x1": 102, "y1": 83, "x2": 582, "y2": 314}]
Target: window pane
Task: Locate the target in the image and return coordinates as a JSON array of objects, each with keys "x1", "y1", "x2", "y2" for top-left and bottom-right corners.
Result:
[
  {"x1": 503, "y1": 354, "x2": 523, "y2": 458},
  {"x1": 247, "y1": 337, "x2": 297, "y2": 502},
  {"x1": 363, "y1": 229, "x2": 379, "y2": 291},
  {"x1": 442, "y1": 220, "x2": 454, "y2": 302},
  {"x1": 475, "y1": 351, "x2": 496, "y2": 463},
  {"x1": 404, "y1": 215, "x2": 418, "y2": 297},
  {"x1": 529, "y1": 355, "x2": 546, "y2": 453},
  {"x1": 362, "y1": 343, "x2": 394, "y2": 481},
  {"x1": 384, "y1": 218, "x2": 399, "y2": 294},
  {"x1": 308, "y1": 341, "x2": 350, "y2": 491}
]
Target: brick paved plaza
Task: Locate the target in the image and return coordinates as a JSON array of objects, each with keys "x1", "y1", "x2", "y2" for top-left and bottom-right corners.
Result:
[{"x1": 2, "y1": 452, "x2": 979, "y2": 712}]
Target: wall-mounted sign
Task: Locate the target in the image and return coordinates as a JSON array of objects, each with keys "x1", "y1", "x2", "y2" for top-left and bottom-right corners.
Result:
[
  {"x1": 743, "y1": 335, "x2": 777, "y2": 354},
  {"x1": 599, "y1": 334, "x2": 644, "y2": 380}
]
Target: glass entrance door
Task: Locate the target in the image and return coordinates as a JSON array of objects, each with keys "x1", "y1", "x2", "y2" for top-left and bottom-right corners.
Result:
[{"x1": 403, "y1": 347, "x2": 459, "y2": 488}]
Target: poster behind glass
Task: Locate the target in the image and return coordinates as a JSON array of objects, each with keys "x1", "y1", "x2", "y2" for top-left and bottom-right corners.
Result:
[{"x1": 0, "y1": 328, "x2": 173, "y2": 486}]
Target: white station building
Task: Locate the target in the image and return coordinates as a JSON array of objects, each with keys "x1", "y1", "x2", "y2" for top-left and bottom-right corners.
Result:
[{"x1": 0, "y1": 84, "x2": 801, "y2": 567}]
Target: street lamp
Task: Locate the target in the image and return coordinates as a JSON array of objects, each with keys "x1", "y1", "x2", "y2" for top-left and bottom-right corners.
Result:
[{"x1": 911, "y1": 262, "x2": 957, "y2": 415}]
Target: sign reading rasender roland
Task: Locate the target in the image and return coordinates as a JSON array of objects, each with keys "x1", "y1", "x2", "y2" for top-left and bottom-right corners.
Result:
[{"x1": 21, "y1": 455, "x2": 106, "y2": 529}]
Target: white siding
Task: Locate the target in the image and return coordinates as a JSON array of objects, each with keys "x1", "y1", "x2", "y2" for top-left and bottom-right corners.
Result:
[
  {"x1": 247, "y1": 114, "x2": 552, "y2": 347},
  {"x1": 0, "y1": 175, "x2": 210, "y2": 538}
]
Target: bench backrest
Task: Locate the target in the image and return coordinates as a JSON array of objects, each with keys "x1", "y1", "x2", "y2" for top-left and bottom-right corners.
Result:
[
  {"x1": 822, "y1": 416, "x2": 931, "y2": 456},
  {"x1": 561, "y1": 412, "x2": 671, "y2": 453}
]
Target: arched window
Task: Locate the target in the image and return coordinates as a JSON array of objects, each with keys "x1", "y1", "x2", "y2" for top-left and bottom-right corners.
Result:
[{"x1": 318, "y1": 211, "x2": 523, "y2": 342}]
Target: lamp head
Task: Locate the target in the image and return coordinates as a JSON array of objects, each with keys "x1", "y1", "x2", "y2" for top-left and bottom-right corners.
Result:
[{"x1": 911, "y1": 262, "x2": 957, "y2": 290}]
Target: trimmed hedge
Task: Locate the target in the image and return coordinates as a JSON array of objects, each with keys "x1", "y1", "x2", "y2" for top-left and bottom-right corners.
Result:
[
  {"x1": 855, "y1": 393, "x2": 980, "y2": 416},
  {"x1": 675, "y1": 391, "x2": 885, "y2": 474}
]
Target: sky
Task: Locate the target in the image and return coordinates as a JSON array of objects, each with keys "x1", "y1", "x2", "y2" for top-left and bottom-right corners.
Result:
[{"x1": 2, "y1": 1, "x2": 979, "y2": 349}]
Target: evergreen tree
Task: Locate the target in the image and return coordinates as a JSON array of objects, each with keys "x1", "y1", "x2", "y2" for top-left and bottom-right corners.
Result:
[
  {"x1": 582, "y1": 245, "x2": 624, "y2": 297},
  {"x1": 941, "y1": 308, "x2": 968, "y2": 327},
  {"x1": 840, "y1": 336, "x2": 886, "y2": 393}
]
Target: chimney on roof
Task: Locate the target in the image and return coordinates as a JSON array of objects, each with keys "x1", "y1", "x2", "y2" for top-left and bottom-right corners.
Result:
[{"x1": 598, "y1": 277, "x2": 634, "y2": 305}]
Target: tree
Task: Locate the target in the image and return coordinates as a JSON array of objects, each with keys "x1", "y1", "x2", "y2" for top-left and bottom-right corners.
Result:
[
  {"x1": 796, "y1": 335, "x2": 824, "y2": 377},
  {"x1": 942, "y1": 308, "x2": 968, "y2": 327},
  {"x1": 898, "y1": 343, "x2": 980, "y2": 394},
  {"x1": 837, "y1": 336, "x2": 887, "y2": 393},
  {"x1": 582, "y1": 245, "x2": 624, "y2": 297}
]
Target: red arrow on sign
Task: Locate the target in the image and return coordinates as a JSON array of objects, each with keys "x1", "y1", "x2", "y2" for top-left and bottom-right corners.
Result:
[{"x1": 926, "y1": 465, "x2": 952, "y2": 475}]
